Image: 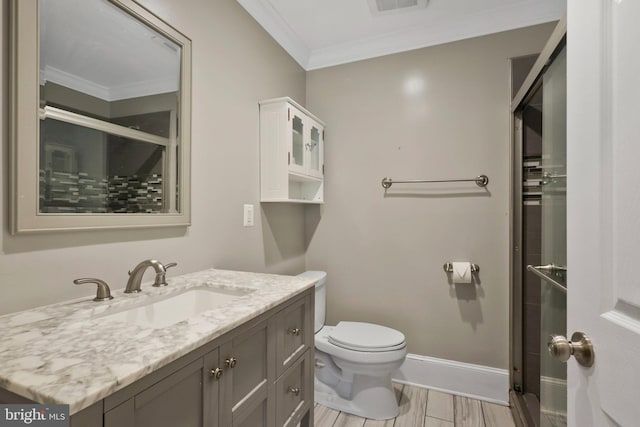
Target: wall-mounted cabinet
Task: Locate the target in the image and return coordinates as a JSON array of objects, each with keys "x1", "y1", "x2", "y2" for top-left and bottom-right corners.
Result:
[{"x1": 260, "y1": 98, "x2": 325, "y2": 203}]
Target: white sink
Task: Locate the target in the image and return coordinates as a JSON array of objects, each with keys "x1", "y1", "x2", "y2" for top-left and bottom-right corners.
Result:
[{"x1": 99, "y1": 286, "x2": 254, "y2": 329}]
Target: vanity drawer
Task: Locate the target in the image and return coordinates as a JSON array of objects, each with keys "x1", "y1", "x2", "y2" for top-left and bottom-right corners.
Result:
[
  {"x1": 275, "y1": 293, "x2": 313, "y2": 376},
  {"x1": 276, "y1": 350, "x2": 312, "y2": 427}
]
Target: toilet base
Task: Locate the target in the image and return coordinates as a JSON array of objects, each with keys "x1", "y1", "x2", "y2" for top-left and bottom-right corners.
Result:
[{"x1": 314, "y1": 375, "x2": 400, "y2": 420}]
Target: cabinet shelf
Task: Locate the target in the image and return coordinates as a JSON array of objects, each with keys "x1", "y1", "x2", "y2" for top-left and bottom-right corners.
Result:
[
  {"x1": 288, "y1": 171, "x2": 322, "y2": 183},
  {"x1": 261, "y1": 198, "x2": 324, "y2": 204}
]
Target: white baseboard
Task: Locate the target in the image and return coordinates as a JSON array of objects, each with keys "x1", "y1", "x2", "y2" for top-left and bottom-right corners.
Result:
[{"x1": 392, "y1": 353, "x2": 510, "y2": 406}]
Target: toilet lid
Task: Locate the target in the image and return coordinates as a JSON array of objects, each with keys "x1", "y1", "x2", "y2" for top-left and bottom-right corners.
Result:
[{"x1": 328, "y1": 321, "x2": 406, "y2": 352}]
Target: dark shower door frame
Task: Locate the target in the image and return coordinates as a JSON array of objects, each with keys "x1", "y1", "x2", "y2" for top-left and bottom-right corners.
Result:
[{"x1": 509, "y1": 16, "x2": 567, "y2": 427}]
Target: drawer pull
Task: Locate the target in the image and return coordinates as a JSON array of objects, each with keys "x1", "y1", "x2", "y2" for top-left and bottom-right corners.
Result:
[
  {"x1": 287, "y1": 386, "x2": 301, "y2": 396},
  {"x1": 287, "y1": 328, "x2": 301, "y2": 336},
  {"x1": 210, "y1": 368, "x2": 223, "y2": 379},
  {"x1": 225, "y1": 357, "x2": 237, "y2": 368}
]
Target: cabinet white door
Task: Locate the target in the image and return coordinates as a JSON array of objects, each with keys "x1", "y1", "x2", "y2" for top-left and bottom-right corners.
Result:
[
  {"x1": 287, "y1": 105, "x2": 323, "y2": 179},
  {"x1": 288, "y1": 106, "x2": 307, "y2": 176},
  {"x1": 306, "y1": 120, "x2": 323, "y2": 179}
]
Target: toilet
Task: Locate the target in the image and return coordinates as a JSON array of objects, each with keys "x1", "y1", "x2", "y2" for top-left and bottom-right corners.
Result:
[{"x1": 298, "y1": 271, "x2": 407, "y2": 420}]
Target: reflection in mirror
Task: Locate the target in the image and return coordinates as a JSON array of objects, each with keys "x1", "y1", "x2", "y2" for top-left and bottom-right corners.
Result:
[
  {"x1": 11, "y1": 0, "x2": 191, "y2": 233},
  {"x1": 39, "y1": 0, "x2": 181, "y2": 214}
]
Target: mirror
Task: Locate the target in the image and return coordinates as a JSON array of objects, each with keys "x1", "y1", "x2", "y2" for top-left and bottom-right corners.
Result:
[{"x1": 10, "y1": 0, "x2": 192, "y2": 233}]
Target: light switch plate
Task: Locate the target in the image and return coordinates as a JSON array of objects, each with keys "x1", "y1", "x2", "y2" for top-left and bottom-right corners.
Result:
[{"x1": 243, "y1": 204, "x2": 254, "y2": 227}]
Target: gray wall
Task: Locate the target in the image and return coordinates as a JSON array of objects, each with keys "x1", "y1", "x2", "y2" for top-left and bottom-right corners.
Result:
[
  {"x1": 2, "y1": 0, "x2": 555, "y2": 372},
  {"x1": 304, "y1": 23, "x2": 555, "y2": 369},
  {"x1": 0, "y1": 0, "x2": 306, "y2": 314}
]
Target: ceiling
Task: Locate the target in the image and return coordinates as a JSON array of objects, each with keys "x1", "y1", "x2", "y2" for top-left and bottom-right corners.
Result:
[
  {"x1": 237, "y1": 0, "x2": 566, "y2": 70},
  {"x1": 40, "y1": 0, "x2": 180, "y2": 102}
]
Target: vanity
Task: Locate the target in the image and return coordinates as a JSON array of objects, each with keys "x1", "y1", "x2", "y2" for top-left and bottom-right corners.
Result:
[{"x1": 0, "y1": 269, "x2": 316, "y2": 427}]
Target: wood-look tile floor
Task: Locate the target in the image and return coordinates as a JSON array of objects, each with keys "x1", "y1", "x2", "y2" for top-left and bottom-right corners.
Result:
[{"x1": 314, "y1": 383, "x2": 515, "y2": 427}]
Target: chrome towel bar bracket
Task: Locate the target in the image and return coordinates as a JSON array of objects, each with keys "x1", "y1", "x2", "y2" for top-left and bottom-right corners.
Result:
[
  {"x1": 381, "y1": 174, "x2": 489, "y2": 189},
  {"x1": 527, "y1": 264, "x2": 567, "y2": 294}
]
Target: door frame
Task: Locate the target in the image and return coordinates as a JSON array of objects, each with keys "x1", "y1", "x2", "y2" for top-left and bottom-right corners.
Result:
[{"x1": 509, "y1": 16, "x2": 567, "y2": 426}]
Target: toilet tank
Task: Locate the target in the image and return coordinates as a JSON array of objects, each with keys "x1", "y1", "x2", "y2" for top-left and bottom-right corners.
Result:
[{"x1": 297, "y1": 271, "x2": 326, "y2": 333}]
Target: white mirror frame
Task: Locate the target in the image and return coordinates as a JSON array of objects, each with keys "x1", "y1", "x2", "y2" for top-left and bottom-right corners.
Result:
[{"x1": 9, "y1": 0, "x2": 192, "y2": 233}]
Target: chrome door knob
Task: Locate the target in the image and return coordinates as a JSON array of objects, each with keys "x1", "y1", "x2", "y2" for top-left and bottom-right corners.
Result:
[
  {"x1": 547, "y1": 331, "x2": 594, "y2": 367},
  {"x1": 547, "y1": 335, "x2": 572, "y2": 362},
  {"x1": 287, "y1": 328, "x2": 301, "y2": 336}
]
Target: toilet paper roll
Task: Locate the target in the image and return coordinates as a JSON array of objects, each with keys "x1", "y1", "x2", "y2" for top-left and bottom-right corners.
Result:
[{"x1": 452, "y1": 262, "x2": 472, "y2": 284}]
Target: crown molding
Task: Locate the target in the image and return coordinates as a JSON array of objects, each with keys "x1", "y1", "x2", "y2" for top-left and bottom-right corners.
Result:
[
  {"x1": 41, "y1": 65, "x2": 110, "y2": 100},
  {"x1": 236, "y1": 0, "x2": 310, "y2": 69},
  {"x1": 237, "y1": 0, "x2": 565, "y2": 71},
  {"x1": 307, "y1": 1, "x2": 565, "y2": 69},
  {"x1": 41, "y1": 66, "x2": 177, "y2": 102}
]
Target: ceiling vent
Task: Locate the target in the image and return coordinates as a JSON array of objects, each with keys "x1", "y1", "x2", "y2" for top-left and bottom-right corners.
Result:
[{"x1": 368, "y1": 0, "x2": 428, "y2": 15}]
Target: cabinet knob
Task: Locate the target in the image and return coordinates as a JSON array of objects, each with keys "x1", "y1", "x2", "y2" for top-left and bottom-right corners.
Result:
[
  {"x1": 287, "y1": 328, "x2": 301, "y2": 336},
  {"x1": 210, "y1": 368, "x2": 223, "y2": 379},
  {"x1": 287, "y1": 386, "x2": 300, "y2": 396},
  {"x1": 225, "y1": 357, "x2": 237, "y2": 368}
]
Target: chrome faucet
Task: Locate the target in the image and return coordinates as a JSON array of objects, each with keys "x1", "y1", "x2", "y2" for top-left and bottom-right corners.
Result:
[
  {"x1": 153, "y1": 262, "x2": 177, "y2": 287},
  {"x1": 125, "y1": 260, "x2": 176, "y2": 293}
]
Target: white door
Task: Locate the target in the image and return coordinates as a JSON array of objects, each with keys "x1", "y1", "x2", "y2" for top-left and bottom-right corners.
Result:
[{"x1": 567, "y1": 0, "x2": 640, "y2": 425}]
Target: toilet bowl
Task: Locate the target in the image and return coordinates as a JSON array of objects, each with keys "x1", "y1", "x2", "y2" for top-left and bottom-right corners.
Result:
[{"x1": 298, "y1": 271, "x2": 407, "y2": 420}]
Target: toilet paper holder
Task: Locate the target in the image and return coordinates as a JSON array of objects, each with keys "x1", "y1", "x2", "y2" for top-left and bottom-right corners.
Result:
[{"x1": 443, "y1": 263, "x2": 480, "y2": 273}]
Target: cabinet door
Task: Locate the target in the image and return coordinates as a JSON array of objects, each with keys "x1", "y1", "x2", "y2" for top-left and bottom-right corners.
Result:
[
  {"x1": 305, "y1": 121, "x2": 323, "y2": 179},
  {"x1": 288, "y1": 106, "x2": 324, "y2": 180},
  {"x1": 288, "y1": 106, "x2": 307, "y2": 176},
  {"x1": 235, "y1": 399, "x2": 269, "y2": 427},
  {"x1": 104, "y1": 359, "x2": 204, "y2": 427},
  {"x1": 275, "y1": 294, "x2": 312, "y2": 377},
  {"x1": 203, "y1": 347, "x2": 222, "y2": 427},
  {"x1": 220, "y1": 319, "x2": 274, "y2": 427},
  {"x1": 276, "y1": 350, "x2": 312, "y2": 427}
]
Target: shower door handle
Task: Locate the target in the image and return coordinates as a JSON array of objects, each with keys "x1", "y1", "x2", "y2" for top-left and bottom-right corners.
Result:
[{"x1": 547, "y1": 332, "x2": 594, "y2": 367}]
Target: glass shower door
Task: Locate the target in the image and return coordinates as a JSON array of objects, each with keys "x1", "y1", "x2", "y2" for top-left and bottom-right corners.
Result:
[{"x1": 539, "y1": 46, "x2": 567, "y2": 427}]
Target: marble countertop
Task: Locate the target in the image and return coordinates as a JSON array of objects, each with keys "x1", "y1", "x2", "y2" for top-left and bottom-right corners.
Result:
[{"x1": 0, "y1": 269, "x2": 316, "y2": 414}]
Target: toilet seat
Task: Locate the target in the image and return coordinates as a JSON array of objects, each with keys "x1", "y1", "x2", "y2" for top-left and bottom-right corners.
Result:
[
  {"x1": 328, "y1": 321, "x2": 406, "y2": 352},
  {"x1": 316, "y1": 325, "x2": 407, "y2": 365}
]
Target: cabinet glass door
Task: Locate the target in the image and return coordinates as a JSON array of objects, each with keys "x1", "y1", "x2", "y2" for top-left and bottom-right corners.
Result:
[
  {"x1": 291, "y1": 113, "x2": 304, "y2": 170},
  {"x1": 308, "y1": 125, "x2": 322, "y2": 177}
]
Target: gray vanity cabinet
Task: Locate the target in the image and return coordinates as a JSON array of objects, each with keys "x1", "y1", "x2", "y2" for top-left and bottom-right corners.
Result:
[
  {"x1": 104, "y1": 357, "x2": 208, "y2": 427},
  {"x1": 203, "y1": 348, "x2": 222, "y2": 427},
  {"x1": 218, "y1": 318, "x2": 274, "y2": 427},
  {"x1": 276, "y1": 350, "x2": 312, "y2": 427},
  {"x1": 276, "y1": 294, "x2": 312, "y2": 377},
  {"x1": 275, "y1": 293, "x2": 314, "y2": 427},
  {"x1": 103, "y1": 323, "x2": 272, "y2": 427},
  {"x1": 95, "y1": 288, "x2": 314, "y2": 427}
]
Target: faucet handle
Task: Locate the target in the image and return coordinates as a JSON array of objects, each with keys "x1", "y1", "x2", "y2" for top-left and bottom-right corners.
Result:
[
  {"x1": 152, "y1": 262, "x2": 177, "y2": 287},
  {"x1": 74, "y1": 278, "x2": 114, "y2": 302}
]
